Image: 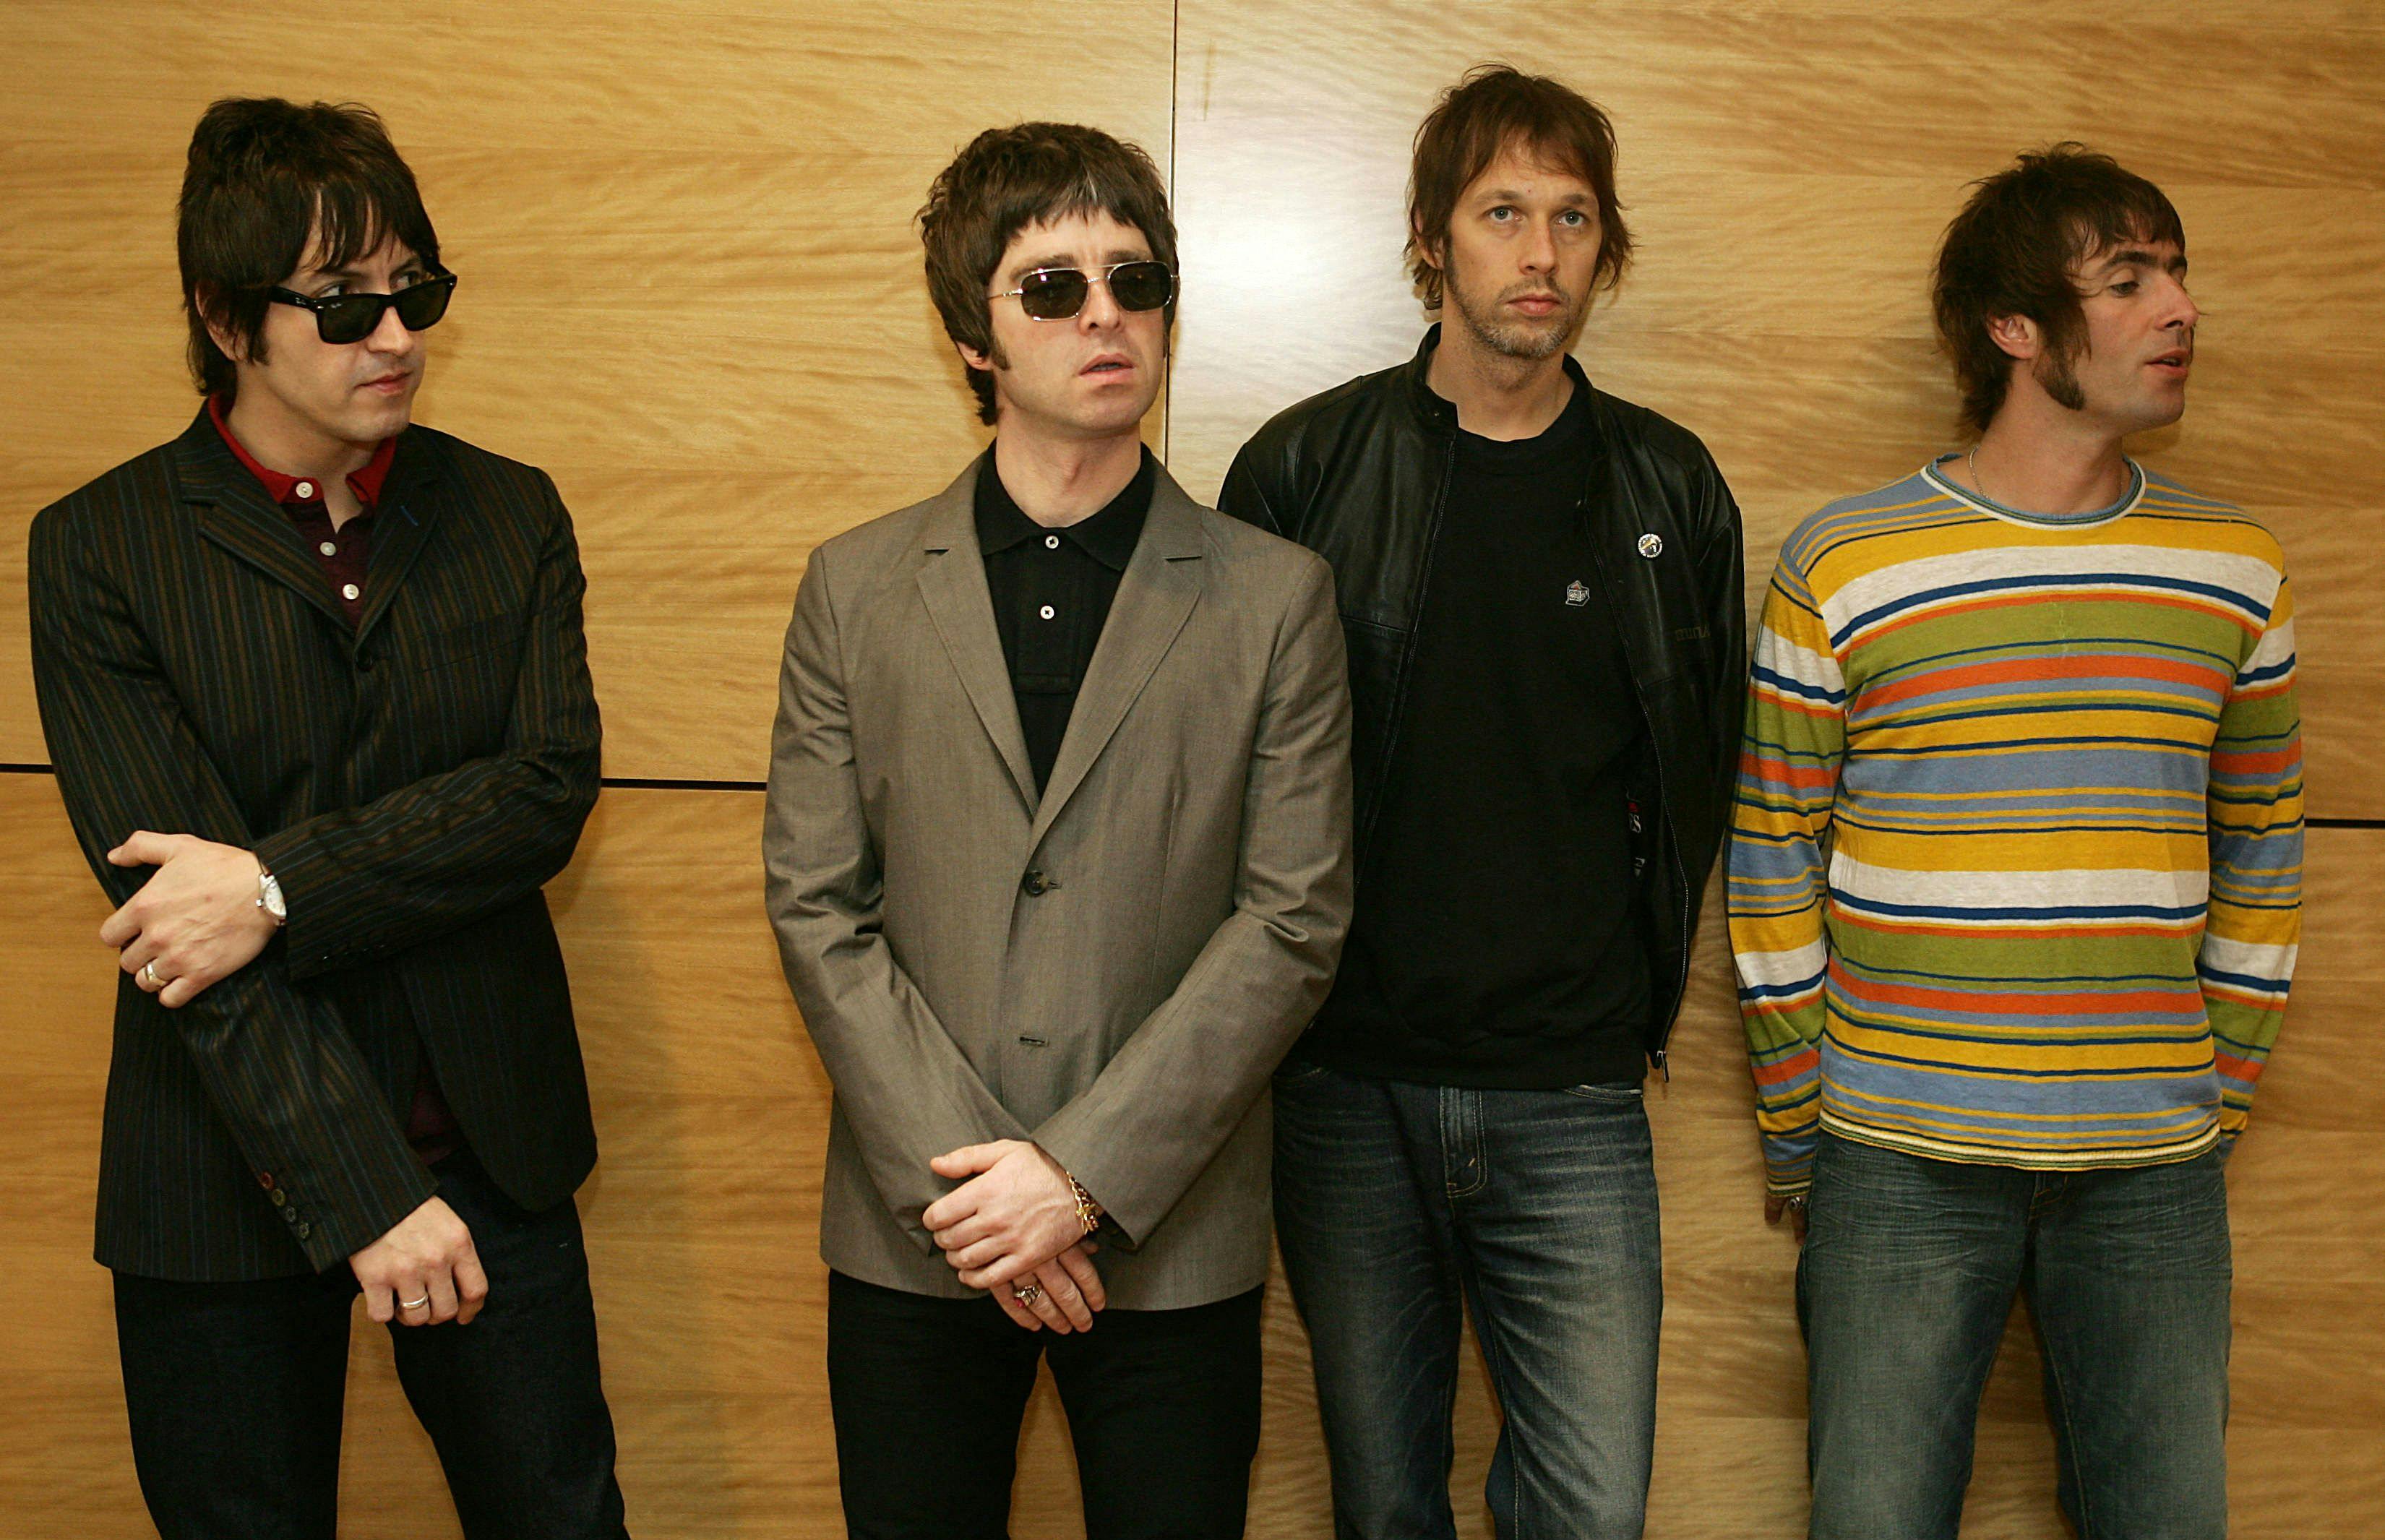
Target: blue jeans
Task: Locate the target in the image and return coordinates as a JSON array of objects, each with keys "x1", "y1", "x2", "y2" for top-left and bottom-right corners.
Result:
[
  {"x1": 1271, "y1": 1061, "x2": 1662, "y2": 1540},
  {"x1": 1800, "y1": 1131, "x2": 2232, "y2": 1540}
]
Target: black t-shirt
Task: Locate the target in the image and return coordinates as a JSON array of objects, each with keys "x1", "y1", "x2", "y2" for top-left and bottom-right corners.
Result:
[
  {"x1": 1308, "y1": 384, "x2": 1652, "y2": 1088},
  {"x1": 974, "y1": 448, "x2": 1153, "y2": 795}
]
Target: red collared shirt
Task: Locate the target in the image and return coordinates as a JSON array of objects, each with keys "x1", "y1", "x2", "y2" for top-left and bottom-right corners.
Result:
[{"x1": 207, "y1": 395, "x2": 396, "y2": 628}]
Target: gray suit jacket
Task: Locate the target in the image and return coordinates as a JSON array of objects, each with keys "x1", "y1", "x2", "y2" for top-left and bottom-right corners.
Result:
[{"x1": 764, "y1": 457, "x2": 1354, "y2": 1309}]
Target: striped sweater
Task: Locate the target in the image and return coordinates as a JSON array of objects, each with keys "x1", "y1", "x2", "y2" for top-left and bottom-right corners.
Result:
[{"x1": 1728, "y1": 457, "x2": 2303, "y2": 1193}]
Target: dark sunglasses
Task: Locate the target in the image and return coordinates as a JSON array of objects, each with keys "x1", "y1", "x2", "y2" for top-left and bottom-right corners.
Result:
[
  {"x1": 991, "y1": 261, "x2": 1176, "y2": 321},
  {"x1": 268, "y1": 271, "x2": 458, "y2": 344}
]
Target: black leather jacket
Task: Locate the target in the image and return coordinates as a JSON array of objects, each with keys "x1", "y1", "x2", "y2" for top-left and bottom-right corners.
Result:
[{"x1": 1218, "y1": 327, "x2": 1745, "y2": 1067}]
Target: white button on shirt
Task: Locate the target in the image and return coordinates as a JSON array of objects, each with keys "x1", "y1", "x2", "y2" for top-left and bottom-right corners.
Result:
[
  {"x1": 340, "y1": 583, "x2": 360, "y2": 601},
  {"x1": 1045, "y1": 535, "x2": 1061, "y2": 549},
  {"x1": 294, "y1": 481, "x2": 315, "y2": 499},
  {"x1": 1039, "y1": 605, "x2": 1056, "y2": 620},
  {"x1": 319, "y1": 542, "x2": 337, "y2": 556}
]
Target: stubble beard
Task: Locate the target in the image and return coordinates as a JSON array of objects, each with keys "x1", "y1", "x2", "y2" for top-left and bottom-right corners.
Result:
[{"x1": 1446, "y1": 273, "x2": 1581, "y2": 363}]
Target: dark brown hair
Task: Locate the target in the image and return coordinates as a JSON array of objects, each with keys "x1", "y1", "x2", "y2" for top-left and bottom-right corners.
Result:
[
  {"x1": 1933, "y1": 142, "x2": 2185, "y2": 434},
  {"x1": 179, "y1": 98, "x2": 441, "y2": 399},
  {"x1": 919, "y1": 122, "x2": 1177, "y2": 425},
  {"x1": 1406, "y1": 64, "x2": 1633, "y2": 311}
]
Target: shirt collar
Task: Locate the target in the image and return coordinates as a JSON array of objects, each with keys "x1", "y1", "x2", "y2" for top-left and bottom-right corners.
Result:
[
  {"x1": 973, "y1": 446, "x2": 1156, "y2": 571},
  {"x1": 208, "y1": 393, "x2": 398, "y2": 509}
]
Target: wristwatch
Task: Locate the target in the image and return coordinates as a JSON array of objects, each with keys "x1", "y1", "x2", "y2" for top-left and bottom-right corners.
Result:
[{"x1": 255, "y1": 858, "x2": 287, "y2": 927}]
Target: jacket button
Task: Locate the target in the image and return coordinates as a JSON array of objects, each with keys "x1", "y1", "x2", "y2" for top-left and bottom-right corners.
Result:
[
  {"x1": 296, "y1": 1222, "x2": 311, "y2": 1240},
  {"x1": 256, "y1": 1171, "x2": 275, "y2": 1190},
  {"x1": 1020, "y1": 869, "x2": 1050, "y2": 896},
  {"x1": 271, "y1": 1190, "x2": 288, "y2": 1208}
]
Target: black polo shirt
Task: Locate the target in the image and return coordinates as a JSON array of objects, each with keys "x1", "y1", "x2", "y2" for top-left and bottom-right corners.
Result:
[{"x1": 974, "y1": 448, "x2": 1155, "y2": 795}]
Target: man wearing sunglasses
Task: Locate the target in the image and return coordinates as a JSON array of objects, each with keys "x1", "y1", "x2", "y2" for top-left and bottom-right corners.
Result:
[
  {"x1": 28, "y1": 98, "x2": 628, "y2": 1537},
  {"x1": 1219, "y1": 66, "x2": 1745, "y2": 1537},
  {"x1": 765, "y1": 121, "x2": 1353, "y2": 1537}
]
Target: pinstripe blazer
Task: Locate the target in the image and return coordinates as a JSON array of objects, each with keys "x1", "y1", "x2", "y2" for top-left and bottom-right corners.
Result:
[{"x1": 29, "y1": 408, "x2": 603, "y2": 1282}]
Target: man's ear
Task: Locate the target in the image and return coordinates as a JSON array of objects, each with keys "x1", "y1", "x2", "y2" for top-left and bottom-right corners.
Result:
[
  {"x1": 1411, "y1": 217, "x2": 1445, "y2": 278},
  {"x1": 1986, "y1": 311, "x2": 2041, "y2": 363},
  {"x1": 955, "y1": 337, "x2": 994, "y2": 374},
  {"x1": 196, "y1": 285, "x2": 253, "y2": 368}
]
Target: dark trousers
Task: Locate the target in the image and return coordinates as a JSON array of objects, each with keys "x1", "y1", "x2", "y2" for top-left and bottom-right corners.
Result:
[
  {"x1": 826, "y1": 1269, "x2": 1263, "y2": 1540},
  {"x1": 113, "y1": 1145, "x2": 629, "y2": 1540}
]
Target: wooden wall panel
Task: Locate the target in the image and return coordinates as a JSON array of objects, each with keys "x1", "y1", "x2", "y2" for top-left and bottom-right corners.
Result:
[
  {"x1": 0, "y1": 0, "x2": 1171, "y2": 780},
  {"x1": 5, "y1": 775, "x2": 2378, "y2": 1536},
  {"x1": 1166, "y1": 0, "x2": 2385, "y2": 819},
  {"x1": 4, "y1": 2, "x2": 2382, "y2": 1537}
]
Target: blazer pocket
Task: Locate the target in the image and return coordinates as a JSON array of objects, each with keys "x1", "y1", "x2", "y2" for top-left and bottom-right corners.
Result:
[{"x1": 407, "y1": 609, "x2": 520, "y2": 673}]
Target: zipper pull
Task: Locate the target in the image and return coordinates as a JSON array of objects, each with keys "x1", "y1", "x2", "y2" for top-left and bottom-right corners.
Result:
[{"x1": 1652, "y1": 1047, "x2": 1670, "y2": 1083}]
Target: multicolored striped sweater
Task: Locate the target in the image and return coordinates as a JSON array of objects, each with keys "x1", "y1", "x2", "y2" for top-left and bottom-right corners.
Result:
[{"x1": 1728, "y1": 457, "x2": 2303, "y2": 1193}]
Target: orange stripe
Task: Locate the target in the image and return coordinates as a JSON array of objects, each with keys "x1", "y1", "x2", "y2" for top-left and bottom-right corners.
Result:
[{"x1": 1862, "y1": 653, "x2": 2230, "y2": 711}]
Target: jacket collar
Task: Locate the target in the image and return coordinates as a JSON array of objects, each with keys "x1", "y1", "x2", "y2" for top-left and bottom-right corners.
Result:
[
  {"x1": 171, "y1": 405, "x2": 449, "y2": 649},
  {"x1": 1399, "y1": 322, "x2": 1602, "y2": 447},
  {"x1": 914, "y1": 452, "x2": 1206, "y2": 825}
]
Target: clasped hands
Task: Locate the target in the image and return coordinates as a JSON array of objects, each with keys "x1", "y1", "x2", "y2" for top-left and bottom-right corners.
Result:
[
  {"x1": 98, "y1": 831, "x2": 278, "y2": 1007},
  {"x1": 924, "y1": 1140, "x2": 1106, "y2": 1335}
]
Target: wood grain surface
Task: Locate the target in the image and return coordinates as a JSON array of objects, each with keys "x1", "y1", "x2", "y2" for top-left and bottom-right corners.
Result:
[
  {"x1": 3, "y1": 775, "x2": 2377, "y2": 1536},
  {"x1": 3, "y1": 1, "x2": 2379, "y2": 1535}
]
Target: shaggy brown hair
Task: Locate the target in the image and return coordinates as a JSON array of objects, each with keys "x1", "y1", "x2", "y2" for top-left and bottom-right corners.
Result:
[
  {"x1": 919, "y1": 123, "x2": 1177, "y2": 425},
  {"x1": 1406, "y1": 64, "x2": 1632, "y2": 311},
  {"x1": 1933, "y1": 142, "x2": 2186, "y2": 434}
]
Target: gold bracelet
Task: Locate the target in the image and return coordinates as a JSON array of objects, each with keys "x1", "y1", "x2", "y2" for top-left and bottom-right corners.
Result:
[{"x1": 1068, "y1": 1174, "x2": 1104, "y2": 1235}]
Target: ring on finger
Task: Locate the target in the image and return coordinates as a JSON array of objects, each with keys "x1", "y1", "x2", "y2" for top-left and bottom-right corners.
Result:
[
  {"x1": 398, "y1": 1293, "x2": 431, "y2": 1310},
  {"x1": 139, "y1": 961, "x2": 165, "y2": 989},
  {"x1": 1013, "y1": 1282, "x2": 1043, "y2": 1307}
]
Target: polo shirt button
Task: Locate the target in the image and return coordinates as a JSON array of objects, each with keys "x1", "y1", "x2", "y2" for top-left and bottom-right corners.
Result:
[
  {"x1": 1039, "y1": 605, "x2": 1055, "y2": 620},
  {"x1": 295, "y1": 481, "x2": 314, "y2": 499},
  {"x1": 319, "y1": 541, "x2": 337, "y2": 556},
  {"x1": 1044, "y1": 535, "x2": 1060, "y2": 549},
  {"x1": 341, "y1": 583, "x2": 360, "y2": 601}
]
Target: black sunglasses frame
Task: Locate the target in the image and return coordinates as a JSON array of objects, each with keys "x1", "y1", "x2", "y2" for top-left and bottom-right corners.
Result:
[
  {"x1": 992, "y1": 261, "x2": 1177, "y2": 322},
  {"x1": 268, "y1": 271, "x2": 458, "y2": 345}
]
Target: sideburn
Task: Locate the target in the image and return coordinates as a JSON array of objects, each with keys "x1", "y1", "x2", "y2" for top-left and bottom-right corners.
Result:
[{"x1": 2033, "y1": 347, "x2": 2087, "y2": 412}]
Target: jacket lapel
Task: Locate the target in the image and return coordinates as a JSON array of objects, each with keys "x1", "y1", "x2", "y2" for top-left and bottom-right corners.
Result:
[
  {"x1": 353, "y1": 430, "x2": 447, "y2": 651},
  {"x1": 1027, "y1": 466, "x2": 1205, "y2": 848},
  {"x1": 914, "y1": 460, "x2": 1039, "y2": 812},
  {"x1": 174, "y1": 415, "x2": 348, "y2": 632}
]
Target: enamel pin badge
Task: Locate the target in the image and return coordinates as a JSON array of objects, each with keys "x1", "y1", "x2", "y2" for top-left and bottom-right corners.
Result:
[
  {"x1": 1564, "y1": 580, "x2": 1591, "y2": 607},
  {"x1": 1637, "y1": 533, "x2": 1664, "y2": 559}
]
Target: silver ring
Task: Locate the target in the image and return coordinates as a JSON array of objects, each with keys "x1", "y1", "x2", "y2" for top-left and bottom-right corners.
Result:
[
  {"x1": 398, "y1": 1294, "x2": 431, "y2": 1310},
  {"x1": 1013, "y1": 1283, "x2": 1043, "y2": 1307},
  {"x1": 139, "y1": 961, "x2": 164, "y2": 989}
]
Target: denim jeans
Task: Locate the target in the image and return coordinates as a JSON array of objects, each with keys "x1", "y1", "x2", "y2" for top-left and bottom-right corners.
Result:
[
  {"x1": 113, "y1": 1145, "x2": 630, "y2": 1540},
  {"x1": 1800, "y1": 1130, "x2": 2232, "y2": 1540},
  {"x1": 1271, "y1": 1060, "x2": 1662, "y2": 1540}
]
